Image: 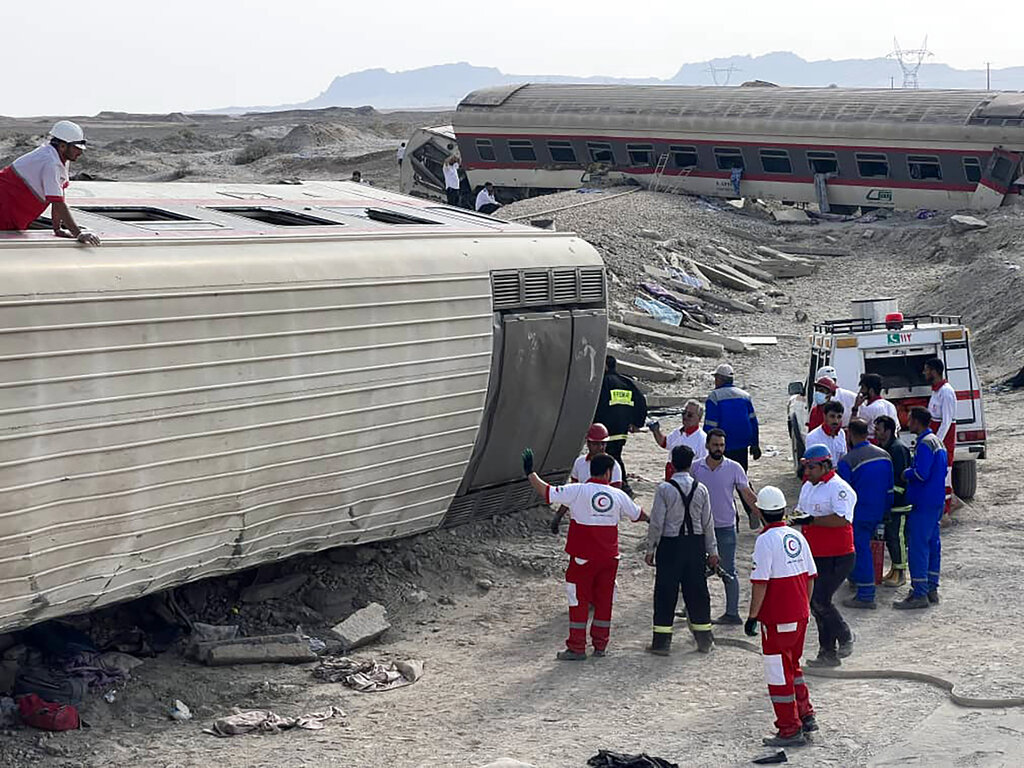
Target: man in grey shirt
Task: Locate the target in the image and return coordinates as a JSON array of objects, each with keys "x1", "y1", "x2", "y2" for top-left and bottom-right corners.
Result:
[{"x1": 646, "y1": 445, "x2": 720, "y2": 655}]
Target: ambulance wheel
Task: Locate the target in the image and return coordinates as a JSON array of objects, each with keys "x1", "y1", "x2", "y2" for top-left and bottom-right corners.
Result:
[
  {"x1": 790, "y1": 426, "x2": 805, "y2": 479},
  {"x1": 952, "y1": 461, "x2": 977, "y2": 499}
]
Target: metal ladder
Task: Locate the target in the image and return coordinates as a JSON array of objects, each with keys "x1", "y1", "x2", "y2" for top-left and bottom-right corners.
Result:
[{"x1": 650, "y1": 153, "x2": 670, "y2": 192}]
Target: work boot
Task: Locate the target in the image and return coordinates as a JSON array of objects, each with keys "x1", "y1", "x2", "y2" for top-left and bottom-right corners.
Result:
[
  {"x1": 892, "y1": 593, "x2": 930, "y2": 610},
  {"x1": 927, "y1": 590, "x2": 940, "y2": 605},
  {"x1": 555, "y1": 649, "x2": 587, "y2": 661},
  {"x1": 762, "y1": 731, "x2": 807, "y2": 747},
  {"x1": 801, "y1": 714, "x2": 819, "y2": 733},
  {"x1": 843, "y1": 596, "x2": 877, "y2": 610},
  {"x1": 882, "y1": 569, "x2": 907, "y2": 588},
  {"x1": 646, "y1": 633, "x2": 672, "y2": 656},
  {"x1": 837, "y1": 638, "x2": 855, "y2": 659},
  {"x1": 694, "y1": 630, "x2": 715, "y2": 654},
  {"x1": 805, "y1": 650, "x2": 840, "y2": 668},
  {"x1": 591, "y1": 647, "x2": 607, "y2": 657},
  {"x1": 712, "y1": 613, "x2": 743, "y2": 626}
]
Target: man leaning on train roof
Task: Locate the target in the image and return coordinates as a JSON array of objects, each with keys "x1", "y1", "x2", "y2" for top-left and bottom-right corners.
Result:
[{"x1": 0, "y1": 120, "x2": 101, "y2": 246}]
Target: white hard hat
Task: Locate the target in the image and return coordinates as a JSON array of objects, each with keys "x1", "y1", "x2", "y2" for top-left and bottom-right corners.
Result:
[
  {"x1": 714, "y1": 363, "x2": 735, "y2": 378},
  {"x1": 815, "y1": 365, "x2": 837, "y2": 381},
  {"x1": 50, "y1": 120, "x2": 86, "y2": 146},
  {"x1": 756, "y1": 486, "x2": 787, "y2": 512}
]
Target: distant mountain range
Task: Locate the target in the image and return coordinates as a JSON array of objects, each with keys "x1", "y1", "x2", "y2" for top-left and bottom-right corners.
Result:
[{"x1": 209, "y1": 54, "x2": 1024, "y2": 114}]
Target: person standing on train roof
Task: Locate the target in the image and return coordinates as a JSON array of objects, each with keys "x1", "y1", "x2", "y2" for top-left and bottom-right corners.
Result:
[
  {"x1": 851, "y1": 373, "x2": 898, "y2": 441},
  {"x1": 805, "y1": 400, "x2": 847, "y2": 465},
  {"x1": 648, "y1": 399, "x2": 707, "y2": 481},
  {"x1": 594, "y1": 355, "x2": 647, "y2": 498},
  {"x1": 0, "y1": 121, "x2": 100, "y2": 245},
  {"x1": 924, "y1": 358, "x2": 958, "y2": 520},
  {"x1": 522, "y1": 448, "x2": 646, "y2": 659},
  {"x1": 549, "y1": 423, "x2": 623, "y2": 534},
  {"x1": 442, "y1": 154, "x2": 461, "y2": 207}
]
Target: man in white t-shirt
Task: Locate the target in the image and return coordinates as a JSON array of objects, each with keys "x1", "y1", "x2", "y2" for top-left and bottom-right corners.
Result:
[
  {"x1": 649, "y1": 399, "x2": 708, "y2": 481},
  {"x1": 0, "y1": 120, "x2": 100, "y2": 246},
  {"x1": 442, "y1": 155, "x2": 461, "y2": 206},
  {"x1": 396, "y1": 142, "x2": 405, "y2": 167},
  {"x1": 805, "y1": 400, "x2": 847, "y2": 465},
  {"x1": 475, "y1": 182, "x2": 500, "y2": 214},
  {"x1": 550, "y1": 423, "x2": 622, "y2": 534},
  {"x1": 851, "y1": 373, "x2": 898, "y2": 441}
]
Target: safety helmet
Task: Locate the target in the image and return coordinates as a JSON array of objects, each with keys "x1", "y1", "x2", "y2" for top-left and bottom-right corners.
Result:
[
  {"x1": 756, "y1": 486, "x2": 787, "y2": 512},
  {"x1": 815, "y1": 365, "x2": 837, "y2": 382},
  {"x1": 801, "y1": 444, "x2": 832, "y2": 464},
  {"x1": 814, "y1": 376, "x2": 837, "y2": 393},
  {"x1": 50, "y1": 120, "x2": 86, "y2": 146},
  {"x1": 586, "y1": 423, "x2": 610, "y2": 442}
]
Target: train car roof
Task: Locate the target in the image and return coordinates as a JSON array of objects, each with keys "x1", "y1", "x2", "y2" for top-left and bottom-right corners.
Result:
[
  {"x1": 457, "y1": 83, "x2": 1024, "y2": 129},
  {"x1": 0, "y1": 180, "x2": 544, "y2": 244}
]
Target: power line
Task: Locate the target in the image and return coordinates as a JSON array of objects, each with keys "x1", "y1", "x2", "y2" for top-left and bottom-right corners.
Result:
[
  {"x1": 706, "y1": 62, "x2": 741, "y2": 86},
  {"x1": 888, "y1": 36, "x2": 933, "y2": 89}
]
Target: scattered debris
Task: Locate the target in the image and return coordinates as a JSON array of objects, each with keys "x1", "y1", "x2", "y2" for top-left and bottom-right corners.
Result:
[
  {"x1": 639, "y1": 228, "x2": 664, "y2": 240},
  {"x1": 330, "y1": 602, "x2": 391, "y2": 652},
  {"x1": 240, "y1": 573, "x2": 308, "y2": 604},
  {"x1": 771, "y1": 208, "x2": 812, "y2": 224},
  {"x1": 191, "y1": 632, "x2": 318, "y2": 666},
  {"x1": 17, "y1": 694, "x2": 80, "y2": 732},
  {"x1": 614, "y1": 358, "x2": 682, "y2": 383},
  {"x1": 476, "y1": 578, "x2": 494, "y2": 592},
  {"x1": 169, "y1": 699, "x2": 192, "y2": 721},
  {"x1": 204, "y1": 705, "x2": 345, "y2": 737},
  {"x1": 587, "y1": 750, "x2": 679, "y2": 768},
  {"x1": 623, "y1": 312, "x2": 747, "y2": 354},
  {"x1": 795, "y1": 310, "x2": 809, "y2": 323},
  {"x1": 732, "y1": 335, "x2": 778, "y2": 346},
  {"x1": 634, "y1": 295, "x2": 683, "y2": 326},
  {"x1": 700, "y1": 262, "x2": 763, "y2": 292},
  {"x1": 313, "y1": 656, "x2": 424, "y2": 692},
  {"x1": 949, "y1": 214, "x2": 988, "y2": 233},
  {"x1": 609, "y1": 321, "x2": 724, "y2": 358},
  {"x1": 192, "y1": 623, "x2": 240, "y2": 643}
]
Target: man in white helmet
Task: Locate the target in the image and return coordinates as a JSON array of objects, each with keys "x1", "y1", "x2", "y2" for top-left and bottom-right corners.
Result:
[{"x1": 0, "y1": 121, "x2": 100, "y2": 245}]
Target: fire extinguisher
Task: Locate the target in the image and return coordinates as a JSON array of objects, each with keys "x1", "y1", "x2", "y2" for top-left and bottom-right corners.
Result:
[{"x1": 871, "y1": 523, "x2": 886, "y2": 585}]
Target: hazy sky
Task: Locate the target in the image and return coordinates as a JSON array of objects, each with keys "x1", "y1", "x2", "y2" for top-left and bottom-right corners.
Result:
[{"x1": 4, "y1": 0, "x2": 1019, "y2": 116}]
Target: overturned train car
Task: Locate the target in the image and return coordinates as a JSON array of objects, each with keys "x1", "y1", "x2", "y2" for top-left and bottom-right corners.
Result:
[
  {"x1": 449, "y1": 83, "x2": 1024, "y2": 213},
  {"x1": 0, "y1": 181, "x2": 607, "y2": 632}
]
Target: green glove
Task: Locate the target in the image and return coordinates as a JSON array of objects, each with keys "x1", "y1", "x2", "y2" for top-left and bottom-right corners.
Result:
[{"x1": 521, "y1": 448, "x2": 534, "y2": 476}]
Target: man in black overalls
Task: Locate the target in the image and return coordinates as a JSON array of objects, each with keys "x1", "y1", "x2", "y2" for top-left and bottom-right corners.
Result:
[{"x1": 645, "y1": 445, "x2": 720, "y2": 654}]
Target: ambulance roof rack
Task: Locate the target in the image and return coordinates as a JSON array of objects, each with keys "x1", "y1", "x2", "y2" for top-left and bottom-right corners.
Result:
[{"x1": 814, "y1": 313, "x2": 963, "y2": 334}]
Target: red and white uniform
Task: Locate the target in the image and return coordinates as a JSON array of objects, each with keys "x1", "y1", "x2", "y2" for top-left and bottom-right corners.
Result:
[
  {"x1": 751, "y1": 521, "x2": 818, "y2": 738},
  {"x1": 571, "y1": 453, "x2": 623, "y2": 487},
  {"x1": 856, "y1": 396, "x2": 898, "y2": 440},
  {"x1": 0, "y1": 145, "x2": 69, "y2": 231},
  {"x1": 661, "y1": 425, "x2": 707, "y2": 480},
  {"x1": 805, "y1": 425, "x2": 847, "y2": 464},
  {"x1": 795, "y1": 470, "x2": 856, "y2": 557},
  {"x1": 547, "y1": 478, "x2": 642, "y2": 653},
  {"x1": 928, "y1": 379, "x2": 957, "y2": 513}
]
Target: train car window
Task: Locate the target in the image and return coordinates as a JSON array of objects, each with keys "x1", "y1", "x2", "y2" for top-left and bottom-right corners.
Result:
[
  {"x1": 74, "y1": 206, "x2": 198, "y2": 222},
  {"x1": 991, "y1": 156, "x2": 1014, "y2": 183},
  {"x1": 547, "y1": 141, "x2": 577, "y2": 163},
  {"x1": 907, "y1": 155, "x2": 942, "y2": 181},
  {"x1": 670, "y1": 146, "x2": 698, "y2": 169},
  {"x1": 626, "y1": 144, "x2": 654, "y2": 167},
  {"x1": 208, "y1": 207, "x2": 338, "y2": 226},
  {"x1": 475, "y1": 139, "x2": 496, "y2": 162},
  {"x1": 713, "y1": 147, "x2": 744, "y2": 171},
  {"x1": 962, "y1": 157, "x2": 982, "y2": 183},
  {"x1": 759, "y1": 149, "x2": 793, "y2": 174},
  {"x1": 855, "y1": 153, "x2": 889, "y2": 179},
  {"x1": 587, "y1": 142, "x2": 614, "y2": 163},
  {"x1": 807, "y1": 151, "x2": 839, "y2": 174},
  {"x1": 508, "y1": 140, "x2": 536, "y2": 162}
]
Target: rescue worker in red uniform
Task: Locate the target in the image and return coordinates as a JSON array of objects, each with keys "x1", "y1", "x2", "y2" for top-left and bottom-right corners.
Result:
[
  {"x1": 746, "y1": 485, "x2": 818, "y2": 748},
  {"x1": 924, "y1": 358, "x2": 957, "y2": 519},
  {"x1": 0, "y1": 121, "x2": 100, "y2": 245},
  {"x1": 549, "y1": 423, "x2": 623, "y2": 533},
  {"x1": 524, "y1": 449, "x2": 646, "y2": 659}
]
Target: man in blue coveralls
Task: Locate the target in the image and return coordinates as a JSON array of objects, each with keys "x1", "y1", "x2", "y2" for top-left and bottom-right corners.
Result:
[
  {"x1": 894, "y1": 407, "x2": 947, "y2": 610},
  {"x1": 837, "y1": 418, "x2": 893, "y2": 610}
]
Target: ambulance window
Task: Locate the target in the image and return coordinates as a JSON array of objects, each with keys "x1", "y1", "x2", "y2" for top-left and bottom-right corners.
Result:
[
  {"x1": 864, "y1": 354, "x2": 932, "y2": 390},
  {"x1": 963, "y1": 157, "x2": 982, "y2": 183},
  {"x1": 855, "y1": 153, "x2": 889, "y2": 179}
]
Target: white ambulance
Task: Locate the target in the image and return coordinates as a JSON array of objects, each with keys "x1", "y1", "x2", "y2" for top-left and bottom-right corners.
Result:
[{"x1": 787, "y1": 298, "x2": 986, "y2": 498}]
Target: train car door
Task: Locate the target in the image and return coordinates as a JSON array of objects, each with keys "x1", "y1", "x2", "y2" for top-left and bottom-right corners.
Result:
[{"x1": 969, "y1": 148, "x2": 1021, "y2": 210}]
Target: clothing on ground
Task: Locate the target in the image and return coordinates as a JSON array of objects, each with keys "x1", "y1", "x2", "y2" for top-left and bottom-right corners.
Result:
[
  {"x1": 704, "y1": 384, "x2": 759, "y2": 451},
  {"x1": 586, "y1": 751, "x2": 678, "y2": 768},
  {"x1": 205, "y1": 706, "x2": 345, "y2": 736},
  {"x1": 313, "y1": 656, "x2": 423, "y2": 691}
]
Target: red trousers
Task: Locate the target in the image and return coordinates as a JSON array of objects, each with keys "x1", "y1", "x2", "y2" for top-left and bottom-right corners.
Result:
[
  {"x1": 930, "y1": 421, "x2": 956, "y2": 515},
  {"x1": 761, "y1": 618, "x2": 814, "y2": 738},
  {"x1": 565, "y1": 557, "x2": 618, "y2": 653}
]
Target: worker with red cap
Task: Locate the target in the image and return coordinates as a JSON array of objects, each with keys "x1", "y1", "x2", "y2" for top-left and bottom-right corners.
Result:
[
  {"x1": 549, "y1": 423, "x2": 623, "y2": 533},
  {"x1": 0, "y1": 121, "x2": 100, "y2": 245},
  {"x1": 924, "y1": 358, "x2": 957, "y2": 519},
  {"x1": 523, "y1": 448, "x2": 646, "y2": 659},
  {"x1": 746, "y1": 485, "x2": 819, "y2": 748},
  {"x1": 806, "y1": 368, "x2": 856, "y2": 431}
]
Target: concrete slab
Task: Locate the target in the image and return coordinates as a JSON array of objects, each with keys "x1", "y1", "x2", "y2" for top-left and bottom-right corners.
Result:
[
  {"x1": 194, "y1": 633, "x2": 317, "y2": 666},
  {"x1": 330, "y1": 602, "x2": 391, "y2": 651}
]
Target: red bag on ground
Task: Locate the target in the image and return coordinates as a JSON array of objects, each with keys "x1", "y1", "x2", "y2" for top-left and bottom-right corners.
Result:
[{"x1": 17, "y1": 693, "x2": 80, "y2": 731}]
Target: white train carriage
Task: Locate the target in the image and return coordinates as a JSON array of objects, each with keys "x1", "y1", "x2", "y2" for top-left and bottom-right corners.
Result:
[
  {"x1": 0, "y1": 181, "x2": 608, "y2": 632},
  {"x1": 451, "y1": 84, "x2": 1024, "y2": 213}
]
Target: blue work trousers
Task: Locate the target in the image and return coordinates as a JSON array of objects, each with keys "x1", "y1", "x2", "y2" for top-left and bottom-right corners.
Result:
[
  {"x1": 714, "y1": 525, "x2": 740, "y2": 617},
  {"x1": 906, "y1": 505, "x2": 942, "y2": 598},
  {"x1": 852, "y1": 520, "x2": 880, "y2": 602}
]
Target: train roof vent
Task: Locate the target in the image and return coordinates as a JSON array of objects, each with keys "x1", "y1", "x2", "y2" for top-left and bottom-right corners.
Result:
[
  {"x1": 491, "y1": 271, "x2": 521, "y2": 309},
  {"x1": 209, "y1": 207, "x2": 337, "y2": 226},
  {"x1": 74, "y1": 206, "x2": 197, "y2": 222},
  {"x1": 552, "y1": 268, "x2": 579, "y2": 303},
  {"x1": 579, "y1": 267, "x2": 606, "y2": 303},
  {"x1": 522, "y1": 271, "x2": 551, "y2": 305}
]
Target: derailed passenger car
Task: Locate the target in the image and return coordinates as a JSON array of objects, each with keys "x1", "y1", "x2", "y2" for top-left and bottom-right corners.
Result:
[{"x1": 0, "y1": 181, "x2": 607, "y2": 632}]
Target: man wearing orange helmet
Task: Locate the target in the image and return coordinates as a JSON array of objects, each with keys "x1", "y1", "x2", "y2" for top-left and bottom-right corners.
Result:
[{"x1": 549, "y1": 423, "x2": 622, "y2": 534}]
